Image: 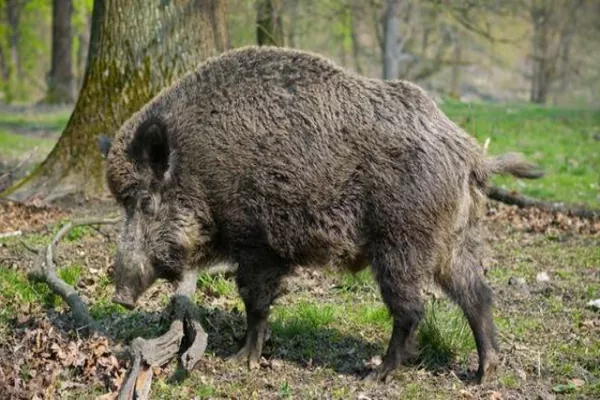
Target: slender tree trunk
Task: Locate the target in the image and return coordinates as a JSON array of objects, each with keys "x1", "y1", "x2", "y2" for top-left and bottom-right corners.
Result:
[
  {"x1": 382, "y1": 0, "x2": 400, "y2": 79},
  {"x1": 5, "y1": 0, "x2": 24, "y2": 78},
  {"x1": 449, "y1": 29, "x2": 462, "y2": 98},
  {"x1": 529, "y1": 0, "x2": 553, "y2": 104},
  {"x1": 349, "y1": 0, "x2": 362, "y2": 74},
  {"x1": 256, "y1": 0, "x2": 284, "y2": 46},
  {"x1": 0, "y1": 45, "x2": 11, "y2": 103},
  {"x1": 4, "y1": 0, "x2": 228, "y2": 202},
  {"x1": 286, "y1": 0, "x2": 298, "y2": 48},
  {"x1": 45, "y1": 0, "x2": 75, "y2": 104}
]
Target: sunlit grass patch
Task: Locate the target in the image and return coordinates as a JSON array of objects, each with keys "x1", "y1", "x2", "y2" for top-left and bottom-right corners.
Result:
[
  {"x1": 272, "y1": 301, "x2": 336, "y2": 338},
  {"x1": 196, "y1": 273, "x2": 236, "y2": 297},
  {"x1": 442, "y1": 100, "x2": 600, "y2": 206}
]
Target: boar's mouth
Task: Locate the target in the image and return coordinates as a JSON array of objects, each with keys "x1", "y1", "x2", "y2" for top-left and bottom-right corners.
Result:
[{"x1": 112, "y1": 291, "x2": 138, "y2": 310}]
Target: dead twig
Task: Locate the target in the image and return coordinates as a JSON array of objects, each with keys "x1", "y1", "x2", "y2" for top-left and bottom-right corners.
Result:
[
  {"x1": 488, "y1": 186, "x2": 600, "y2": 220},
  {"x1": 27, "y1": 216, "x2": 121, "y2": 334},
  {"x1": 0, "y1": 230, "x2": 22, "y2": 239},
  {"x1": 118, "y1": 270, "x2": 208, "y2": 400},
  {"x1": 19, "y1": 239, "x2": 40, "y2": 254}
]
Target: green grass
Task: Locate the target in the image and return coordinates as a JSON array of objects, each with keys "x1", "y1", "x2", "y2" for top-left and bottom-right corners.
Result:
[
  {"x1": 0, "y1": 108, "x2": 68, "y2": 163},
  {"x1": 0, "y1": 129, "x2": 56, "y2": 160},
  {"x1": 441, "y1": 100, "x2": 600, "y2": 206}
]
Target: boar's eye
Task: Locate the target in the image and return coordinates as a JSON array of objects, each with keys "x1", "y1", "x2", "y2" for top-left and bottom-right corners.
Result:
[{"x1": 138, "y1": 194, "x2": 155, "y2": 215}]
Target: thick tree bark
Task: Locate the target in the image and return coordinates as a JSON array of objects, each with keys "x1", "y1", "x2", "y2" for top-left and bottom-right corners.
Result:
[
  {"x1": 75, "y1": 12, "x2": 92, "y2": 90},
  {"x1": 4, "y1": 0, "x2": 228, "y2": 202},
  {"x1": 256, "y1": 0, "x2": 284, "y2": 46},
  {"x1": 45, "y1": 0, "x2": 75, "y2": 104}
]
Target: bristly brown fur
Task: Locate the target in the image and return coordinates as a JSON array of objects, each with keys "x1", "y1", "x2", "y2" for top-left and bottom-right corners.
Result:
[{"x1": 104, "y1": 45, "x2": 541, "y2": 383}]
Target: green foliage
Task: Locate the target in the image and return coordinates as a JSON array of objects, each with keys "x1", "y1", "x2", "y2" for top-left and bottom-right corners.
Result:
[{"x1": 57, "y1": 263, "x2": 82, "y2": 286}]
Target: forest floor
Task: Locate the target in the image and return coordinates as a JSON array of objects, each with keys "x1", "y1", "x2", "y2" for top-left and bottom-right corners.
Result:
[{"x1": 0, "y1": 102, "x2": 599, "y2": 399}]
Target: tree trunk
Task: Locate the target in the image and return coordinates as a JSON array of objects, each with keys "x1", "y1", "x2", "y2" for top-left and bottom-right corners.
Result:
[
  {"x1": 449, "y1": 29, "x2": 462, "y2": 99},
  {"x1": 74, "y1": 6, "x2": 92, "y2": 92},
  {"x1": 349, "y1": 0, "x2": 362, "y2": 74},
  {"x1": 529, "y1": 0, "x2": 556, "y2": 105},
  {"x1": 45, "y1": 0, "x2": 75, "y2": 104},
  {"x1": 285, "y1": 0, "x2": 298, "y2": 48},
  {"x1": 382, "y1": 0, "x2": 400, "y2": 80},
  {"x1": 5, "y1": 0, "x2": 25, "y2": 79},
  {"x1": 256, "y1": 0, "x2": 284, "y2": 46},
  {"x1": 4, "y1": 0, "x2": 228, "y2": 202}
]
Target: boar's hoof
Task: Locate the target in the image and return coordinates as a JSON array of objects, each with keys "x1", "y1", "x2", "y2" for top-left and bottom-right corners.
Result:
[
  {"x1": 228, "y1": 346, "x2": 261, "y2": 370},
  {"x1": 476, "y1": 351, "x2": 499, "y2": 384},
  {"x1": 363, "y1": 365, "x2": 395, "y2": 384},
  {"x1": 112, "y1": 294, "x2": 136, "y2": 310}
]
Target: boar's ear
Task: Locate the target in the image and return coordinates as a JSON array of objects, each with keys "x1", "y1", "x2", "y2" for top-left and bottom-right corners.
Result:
[
  {"x1": 127, "y1": 117, "x2": 171, "y2": 181},
  {"x1": 98, "y1": 135, "x2": 112, "y2": 158}
]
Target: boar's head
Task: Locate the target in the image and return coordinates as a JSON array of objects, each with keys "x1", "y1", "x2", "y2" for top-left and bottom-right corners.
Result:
[{"x1": 100, "y1": 117, "x2": 199, "y2": 310}]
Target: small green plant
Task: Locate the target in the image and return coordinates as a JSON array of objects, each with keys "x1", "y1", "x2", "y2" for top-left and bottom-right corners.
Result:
[
  {"x1": 278, "y1": 382, "x2": 292, "y2": 399},
  {"x1": 197, "y1": 273, "x2": 235, "y2": 297},
  {"x1": 89, "y1": 298, "x2": 127, "y2": 319},
  {"x1": 417, "y1": 298, "x2": 474, "y2": 369},
  {"x1": 195, "y1": 383, "x2": 216, "y2": 399},
  {"x1": 335, "y1": 269, "x2": 374, "y2": 293},
  {"x1": 58, "y1": 264, "x2": 83, "y2": 286}
]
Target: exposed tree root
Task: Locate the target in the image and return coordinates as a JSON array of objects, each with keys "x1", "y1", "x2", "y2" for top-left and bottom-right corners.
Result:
[
  {"x1": 23, "y1": 217, "x2": 210, "y2": 398},
  {"x1": 26, "y1": 216, "x2": 121, "y2": 335},
  {"x1": 488, "y1": 186, "x2": 600, "y2": 219},
  {"x1": 118, "y1": 271, "x2": 208, "y2": 400}
]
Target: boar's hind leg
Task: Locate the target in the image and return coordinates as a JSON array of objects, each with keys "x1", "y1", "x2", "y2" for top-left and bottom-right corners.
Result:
[
  {"x1": 365, "y1": 242, "x2": 424, "y2": 383},
  {"x1": 231, "y1": 249, "x2": 290, "y2": 370},
  {"x1": 438, "y1": 261, "x2": 499, "y2": 383}
]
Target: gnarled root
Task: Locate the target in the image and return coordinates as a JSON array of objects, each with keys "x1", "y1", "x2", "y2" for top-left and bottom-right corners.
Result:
[{"x1": 118, "y1": 271, "x2": 207, "y2": 400}]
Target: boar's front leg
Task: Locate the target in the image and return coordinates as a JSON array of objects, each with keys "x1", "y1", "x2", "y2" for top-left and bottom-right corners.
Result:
[{"x1": 230, "y1": 249, "x2": 290, "y2": 370}]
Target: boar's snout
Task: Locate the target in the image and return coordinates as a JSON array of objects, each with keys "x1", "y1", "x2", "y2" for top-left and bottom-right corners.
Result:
[
  {"x1": 112, "y1": 289, "x2": 137, "y2": 310},
  {"x1": 110, "y1": 249, "x2": 158, "y2": 311}
]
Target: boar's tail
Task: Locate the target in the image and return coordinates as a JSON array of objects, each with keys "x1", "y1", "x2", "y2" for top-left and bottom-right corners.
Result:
[{"x1": 484, "y1": 152, "x2": 544, "y2": 179}]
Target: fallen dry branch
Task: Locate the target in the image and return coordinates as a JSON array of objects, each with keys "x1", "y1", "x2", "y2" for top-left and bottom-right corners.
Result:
[
  {"x1": 26, "y1": 216, "x2": 121, "y2": 334},
  {"x1": 118, "y1": 270, "x2": 208, "y2": 400},
  {"x1": 488, "y1": 186, "x2": 600, "y2": 220},
  {"x1": 19, "y1": 215, "x2": 210, "y2": 398}
]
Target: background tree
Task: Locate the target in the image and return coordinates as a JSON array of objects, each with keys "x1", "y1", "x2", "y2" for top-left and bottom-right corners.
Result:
[
  {"x1": 256, "y1": 0, "x2": 283, "y2": 46},
  {"x1": 382, "y1": 0, "x2": 399, "y2": 79},
  {"x1": 4, "y1": 0, "x2": 228, "y2": 201},
  {"x1": 528, "y1": 0, "x2": 584, "y2": 104},
  {"x1": 44, "y1": 0, "x2": 74, "y2": 104}
]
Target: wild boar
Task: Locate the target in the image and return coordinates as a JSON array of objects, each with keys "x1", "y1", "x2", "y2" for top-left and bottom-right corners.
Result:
[{"x1": 101, "y1": 45, "x2": 542, "y2": 383}]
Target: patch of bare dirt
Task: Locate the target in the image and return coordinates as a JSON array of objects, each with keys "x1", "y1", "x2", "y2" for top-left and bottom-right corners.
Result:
[
  {"x1": 486, "y1": 202, "x2": 600, "y2": 235},
  {"x1": 0, "y1": 200, "x2": 70, "y2": 234}
]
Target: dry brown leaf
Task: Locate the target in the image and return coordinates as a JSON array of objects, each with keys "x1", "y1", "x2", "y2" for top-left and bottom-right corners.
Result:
[{"x1": 570, "y1": 378, "x2": 585, "y2": 387}]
